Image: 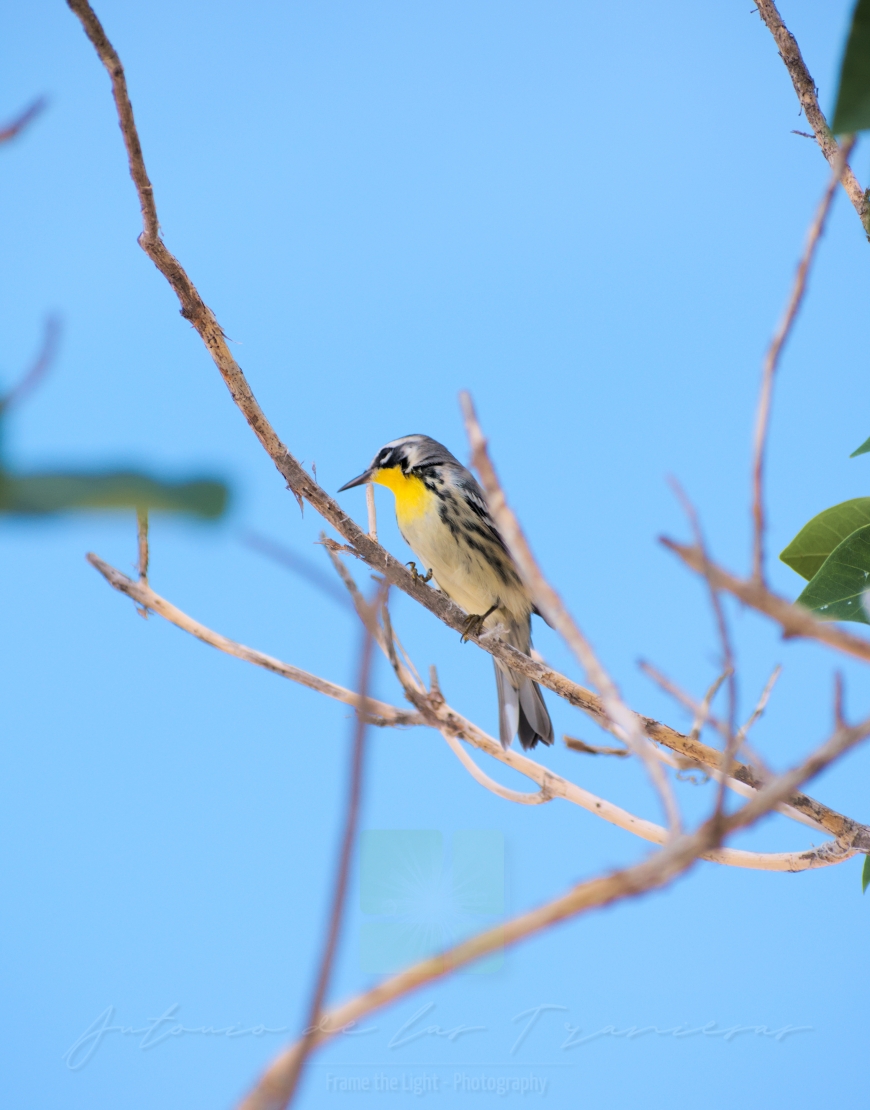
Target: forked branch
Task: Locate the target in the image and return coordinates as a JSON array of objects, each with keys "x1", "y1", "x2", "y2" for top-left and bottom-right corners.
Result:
[
  {"x1": 461, "y1": 392, "x2": 682, "y2": 834},
  {"x1": 751, "y1": 141, "x2": 854, "y2": 580},
  {"x1": 754, "y1": 0, "x2": 869, "y2": 234},
  {"x1": 68, "y1": 0, "x2": 866, "y2": 854},
  {"x1": 87, "y1": 550, "x2": 857, "y2": 869},
  {"x1": 237, "y1": 706, "x2": 870, "y2": 1110}
]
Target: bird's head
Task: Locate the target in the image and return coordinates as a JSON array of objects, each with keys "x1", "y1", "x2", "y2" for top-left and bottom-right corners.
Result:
[{"x1": 338, "y1": 434, "x2": 460, "y2": 494}]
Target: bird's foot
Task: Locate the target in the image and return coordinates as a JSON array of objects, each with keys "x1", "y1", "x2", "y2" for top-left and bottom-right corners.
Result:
[
  {"x1": 407, "y1": 561, "x2": 433, "y2": 584},
  {"x1": 461, "y1": 603, "x2": 498, "y2": 643}
]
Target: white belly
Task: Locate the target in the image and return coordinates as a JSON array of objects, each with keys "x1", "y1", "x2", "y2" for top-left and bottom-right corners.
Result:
[{"x1": 399, "y1": 511, "x2": 528, "y2": 626}]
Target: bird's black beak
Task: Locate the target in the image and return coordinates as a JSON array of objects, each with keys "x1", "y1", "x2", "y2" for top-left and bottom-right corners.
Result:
[{"x1": 337, "y1": 468, "x2": 374, "y2": 492}]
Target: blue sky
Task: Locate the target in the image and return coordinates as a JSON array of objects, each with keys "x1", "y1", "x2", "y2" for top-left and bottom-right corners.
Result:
[{"x1": 3, "y1": 2, "x2": 870, "y2": 1107}]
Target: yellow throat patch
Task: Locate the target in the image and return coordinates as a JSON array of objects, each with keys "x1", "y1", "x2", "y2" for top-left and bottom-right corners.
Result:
[{"x1": 372, "y1": 466, "x2": 431, "y2": 525}]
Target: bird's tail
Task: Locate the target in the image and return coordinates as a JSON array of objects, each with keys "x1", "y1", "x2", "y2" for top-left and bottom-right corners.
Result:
[{"x1": 494, "y1": 619, "x2": 554, "y2": 750}]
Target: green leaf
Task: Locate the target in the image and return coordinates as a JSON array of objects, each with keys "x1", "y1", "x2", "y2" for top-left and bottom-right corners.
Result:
[
  {"x1": 780, "y1": 498, "x2": 870, "y2": 580},
  {"x1": 0, "y1": 470, "x2": 228, "y2": 518},
  {"x1": 832, "y1": 0, "x2": 870, "y2": 133},
  {"x1": 850, "y1": 435, "x2": 870, "y2": 457},
  {"x1": 863, "y1": 854, "x2": 870, "y2": 893},
  {"x1": 796, "y1": 522, "x2": 870, "y2": 623}
]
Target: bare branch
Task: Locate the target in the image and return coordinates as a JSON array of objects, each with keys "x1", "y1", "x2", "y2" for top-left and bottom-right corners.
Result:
[
  {"x1": 365, "y1": 482, "x2": 377, "y2": 541},
  {"x1": 237, "y1": 708, "x2": 870, "y2": 1109},
  {"x1": 70, "y1": 0, "x2": 856, "y2": 846},
  {"x1": 241, "y1": 531, "x2": 353, "y2": 611},
  {"x1": 461, "y1": 391, "x2": 682, "y2": 834},
  {"x1": 662, "y1": 538, "x2": 870, "y2": 668},
  {"x1": 64, "y1": 0, "x2": 504, "y2": 658},
  {"x1": 322, "y1": 538, "x2": 375, "y2": 629},
  {"x1": 754, "y1": 0, "x2": 869, "y2": 234},
  {"x1": 70, "y1": 0, "x2": 870, "y2": 860},
  {"x1": 734, "y1": 665, "x2": 781, "y2": 775},
  {"x1": 135, "y1": 508, "x2": 150, "y2": 620},
  {"x1": 87, "y1": 546, "x2": 862, "y2": 865},
  {"x1": 641, "y1": 661, "x2": 730, "y2": 747},
  {"x1": 378, "y1": 610, "x2": 849, "y2": 869},
  {"x1": 834, "y1": 671, "x2": 846, "y2": 731},
  {"x1": 86, "y1": 553, "x2": 422, "y2": 728},
  {"x1": 0, "y1": 316, "x2": 61, "y2": 414},
  {"x1": 136, "y1": 508, "x2": 149, "y2": 584},
  {"x1": 89, "y1": 541, "x2": 870, "y2": 851},
  {"x1": 0, "y1": 97, "x2": 46, "y2": 145},
  {"x1": 641, "y1": 661, "x2": 820, "y2": 828},
  {"x1": 751, "y1": 140, "x2": 854, "y2": 581},
  {"x1": 439, "y1": 727, "x2": 553, "y2": 805},
  {"x1": 689, "y1": 668, "x2": 730, "y2": 744},
  {"x1": 281, "y1": 585, "x2": 384, "y2": 1106},
  {"x1": 667, "y1": 478, "x2": 739, "y2": 815},
  {"x1": 564, "y1": 737, "x2": 630, "y2": 757},
  {"x1": 740, "y1": 665, "x2": 781, "y2": 738}
]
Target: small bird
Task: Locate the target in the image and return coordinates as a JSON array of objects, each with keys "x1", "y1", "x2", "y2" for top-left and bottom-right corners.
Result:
[{"x1": 339, "y1": 434, "x2": 553, "y2": 750}]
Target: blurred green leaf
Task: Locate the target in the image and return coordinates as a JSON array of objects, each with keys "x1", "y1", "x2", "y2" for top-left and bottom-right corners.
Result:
[
  {"x1": 863, "y1": 853, "x2": 870, "y2": 893},
  {"x1": 0, "y1": 470, "x2": 228, "y2": 518},
  {"x1": 780, "y1": 498, "x2": 870, "y2": 580},
  {"x1": 796, "y1": 522, "x2": 870, "y2": 623},
  {"x1": 850, "y1": 435, "x2": 870, "y2": 458},
  {"x1": 832, "y1": 0, "x2": 870, "y2": 133}
]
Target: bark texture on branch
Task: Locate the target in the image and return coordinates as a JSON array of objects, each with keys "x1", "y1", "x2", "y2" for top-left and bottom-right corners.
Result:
[
  {"x1": 67, "y1": 0, "x2": 870, "y2": 854},
  {"x1": 237, "y1": 704, "x2": 870, "y2": 1110},
  {"x1": 755, "y1": 0, "x2": 870, "y2": 235}
]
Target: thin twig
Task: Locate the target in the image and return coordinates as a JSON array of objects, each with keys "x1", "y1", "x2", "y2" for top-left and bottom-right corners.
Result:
[
  {"x1": 69, "y1": 0, "x2": 870, "y2": 854},
  {"x1": 668, "y1": 479, "x2": 738, "y2": 815},
  {"x1": 135, "y1": 507, "x2": 149, "y2": 619},
  {"x1": 564, "y1": 737, "x2": 630, "y2": 757},
  {"x1": 834, "y1": 672, "x2": 846, "y2": 731},
  {"x1": 89, "y1": 543, "x2": 870, "y2": 851},
  {"x1": 378, "y1": 587, "x2": 841, "y2": 868},
  {"x1": 321, "y1": 536, "x2": 378, "y2": 623},
  {"x1": 754, "y1": 0, "x2": 869, "y2": 233},
  {"x1": 738, "y1": 665, "x2": 780, "y2": 739},
  {"x1": 65, "y1": 0, "x2": 673, "y2": 745},
  {"x1": 420, "y1": 696, "x2": 843, "y2": 869},
  {"x1": 86, "y1": 552, "x2": 421, "y2": 728},
  {"x1": 689, "y1": 669, "x2": 731, "y2": 743},
  {"x1": 461, "y1": 391, "x2": 683, "y2": 835},
  {"x1": 88, "y1": 549, "x2": 861, "y2": 865},
  {"x1": 282, "y1": 584, "x2": 384, "y2": 1107},
  {"x1": 640, "y1": 662, "x2": 823, "y2": 824},
  {"x1": 241, "y1": 531, "x2": 353, "y2": 611},
  {"x1": 0, "y1": 97, "x2": 46, "y2": 145},
  {"x1": 0, "y1": 316, "x2": 61, "y2": 414},
  {"x1": 136, "y1": 508, "x2": 149, "y2": 582},
  {"x1": 237, "y1": 709, "x2": 870, "y2": 1106},
  {"x1": 439, "y1": 727, "x2": 553, "y2": 805},
  {"x1": 734, "y1": 665, "x2": 781, "y2": 775},
  {"x1": 640, "y1": 660, "x2": 728, "y2": 740},
  {"x1": 663, "y1": 538, "x2": 870, "y2": 669},
  {"x1": 641, "y1": 660, "x2": 777, "y2": 771},
  {"x1": 365, "y1": 482, "x2": 377, "y2": 541},
  {"x1": 751, "y1": 138, "x2": 854, "y2": 581}
]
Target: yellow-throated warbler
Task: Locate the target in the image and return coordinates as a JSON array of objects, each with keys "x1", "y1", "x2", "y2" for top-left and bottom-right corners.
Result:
[{"x1": 339, "y1": 434, "x2": 553, "y2": 750}]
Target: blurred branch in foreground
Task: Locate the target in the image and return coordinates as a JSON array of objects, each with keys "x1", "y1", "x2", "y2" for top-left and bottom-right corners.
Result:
[
  {"x1": 241, "y1": 530, "x2": 352, "y2": 610},
  {"x1": 0, "y1": 97, "x2": 46, "y2": 146}
]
